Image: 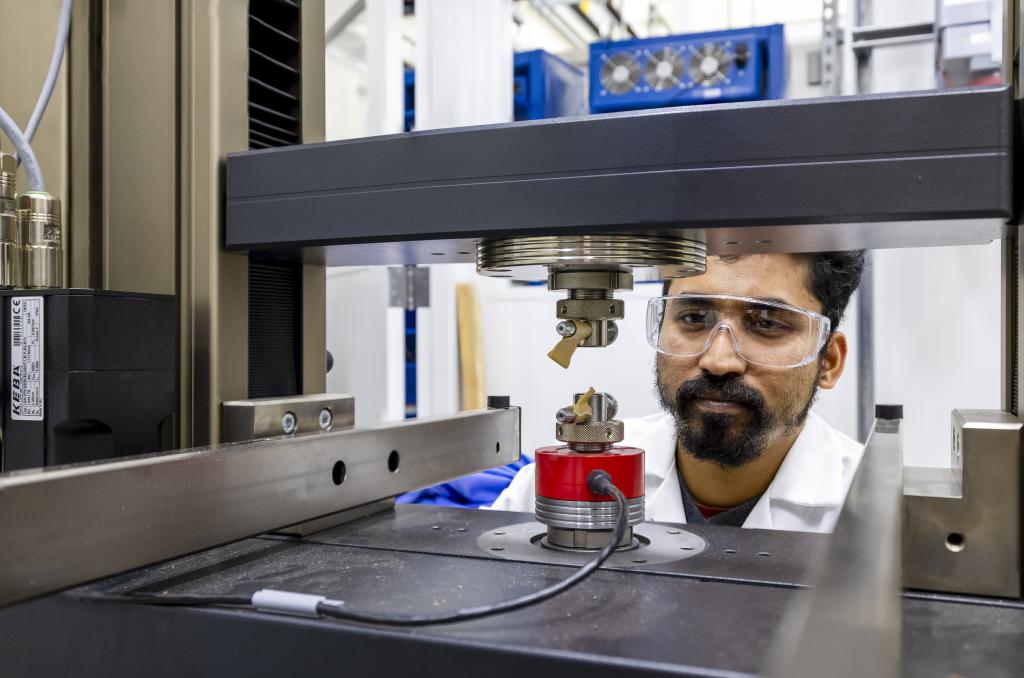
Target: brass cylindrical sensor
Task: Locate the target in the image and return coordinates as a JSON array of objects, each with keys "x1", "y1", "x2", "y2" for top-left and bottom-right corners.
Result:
[
  {"x1": 0, "y1": 150, "x2": 18, "y2": 288},
  {"x1": 18, "y1": 191, "x2": 63, "y2": 289}
]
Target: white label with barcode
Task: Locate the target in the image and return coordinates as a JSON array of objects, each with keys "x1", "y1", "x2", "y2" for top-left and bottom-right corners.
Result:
[{"x1": 11, "y1": 296, "x2": 44, "y2": 421}]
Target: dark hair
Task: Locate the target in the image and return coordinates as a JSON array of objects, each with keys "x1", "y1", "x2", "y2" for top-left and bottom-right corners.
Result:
[{"x1": 661, "y1": 251, "x2": 866, "y2": 332}]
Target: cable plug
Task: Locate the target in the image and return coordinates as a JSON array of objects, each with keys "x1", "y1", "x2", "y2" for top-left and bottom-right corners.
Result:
[{"x1": 586, "y1": 469, "x2": 614, "y2": 496}]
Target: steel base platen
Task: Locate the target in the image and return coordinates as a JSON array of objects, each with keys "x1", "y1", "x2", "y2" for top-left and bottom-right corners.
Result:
[{"x1": 477, "y1": 519, "x2": 707, "y2": 567}]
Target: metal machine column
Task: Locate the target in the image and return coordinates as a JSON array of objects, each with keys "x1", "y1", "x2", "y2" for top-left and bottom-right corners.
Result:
[{"x1": 0, "y1": 1, "x2": 327, "y2": 447}]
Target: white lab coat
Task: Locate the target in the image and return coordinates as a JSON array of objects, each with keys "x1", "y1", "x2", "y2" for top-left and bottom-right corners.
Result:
[{"x1": 489, "y1": 410, "x2": 864, "y2": 533}]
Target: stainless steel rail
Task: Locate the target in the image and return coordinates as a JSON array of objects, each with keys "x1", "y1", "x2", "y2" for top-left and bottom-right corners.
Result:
[
  {"x1": 765, "y1": 416, "x2": 904, "y2": 678},
  {"x1": 0, "y1": 407, "x2": 520, "y2": 607}
]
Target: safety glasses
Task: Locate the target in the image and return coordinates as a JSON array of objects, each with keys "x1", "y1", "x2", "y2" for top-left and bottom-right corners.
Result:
[{"x1": 646, "y1": 294, "x2": 831, "y2": 368}]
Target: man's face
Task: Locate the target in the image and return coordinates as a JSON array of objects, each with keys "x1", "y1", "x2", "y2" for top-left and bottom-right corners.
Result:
[{"x1": 656, "y1": 254, "x2": 825, "y2": 468}]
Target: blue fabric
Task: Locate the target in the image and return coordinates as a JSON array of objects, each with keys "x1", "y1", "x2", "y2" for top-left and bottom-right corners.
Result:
[{"x1": 396, "y1": 456, "x2": 531, "y2": 509}]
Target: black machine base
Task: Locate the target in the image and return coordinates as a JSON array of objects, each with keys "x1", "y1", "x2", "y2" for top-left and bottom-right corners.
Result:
[{"x1": 1, "y1": 505, "x2": 1022, "y2": 677}]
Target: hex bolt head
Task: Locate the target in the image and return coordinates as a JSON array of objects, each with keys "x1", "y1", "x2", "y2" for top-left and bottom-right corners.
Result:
[
  {"x1": 319, "y1": 408, "x2": 333, "y2": 430},
  {"x1": 555, "y1": 320, "x2": 577, "y2": 337},
  {"x1": 281, "y1": 411, "x2": 297, "y2": 434}
]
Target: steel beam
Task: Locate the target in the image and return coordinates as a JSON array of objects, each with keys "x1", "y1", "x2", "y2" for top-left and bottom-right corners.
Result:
[
  {"x1": 0, "y1": 407, "x2": 521, "y2": 607},
  {"x1": 224, "y1": 87, "x2": 1014, "y2": 262}
]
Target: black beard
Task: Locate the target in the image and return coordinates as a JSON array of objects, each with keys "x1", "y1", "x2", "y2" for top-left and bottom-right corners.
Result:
[{"x1": 656, "y1": 368, "x2": 818, "y2": 469}]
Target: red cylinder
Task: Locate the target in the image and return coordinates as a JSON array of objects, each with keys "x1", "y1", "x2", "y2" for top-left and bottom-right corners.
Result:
[{"x1": 535, "y1": 445, "x2": 644, "y2": 502}]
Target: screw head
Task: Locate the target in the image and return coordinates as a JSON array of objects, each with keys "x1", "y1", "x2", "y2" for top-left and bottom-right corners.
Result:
[
  {"x1": 319, "y1": 408, "x2": 333, "y2": 430},
  {"x1": 281, "y1": 411, "x2": 297, "y2": 434},
  {"x1": 555, "y1": 320, "x2": 577, "y2": 337},
  {"x1": 555, "y1": 406, "x2": 577, "y2": 424}
]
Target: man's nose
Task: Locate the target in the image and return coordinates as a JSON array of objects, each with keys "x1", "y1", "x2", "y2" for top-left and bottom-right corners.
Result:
[{"x1": 697, "y1": 327, "x2": 748, "y2": 376}]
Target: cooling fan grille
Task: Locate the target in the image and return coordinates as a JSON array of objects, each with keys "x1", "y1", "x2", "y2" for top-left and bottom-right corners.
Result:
[
  {"x1": 688, "y1": 43, "x2": 732, "y2": 86},
  {"x1": 643, "y1": 47, "x2": 684, "y2": 91},
  {"x1": 600, "y1": 51, "x2": 641, "y2": 94}
]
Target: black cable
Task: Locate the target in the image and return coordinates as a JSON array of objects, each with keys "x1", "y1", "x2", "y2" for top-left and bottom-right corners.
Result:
[
  {"x1": 315, "y1": 470, "x2": 628, "y2": 626},
  {"x1": 79, "y1": 470, "x2": 629, "y2": 627}
]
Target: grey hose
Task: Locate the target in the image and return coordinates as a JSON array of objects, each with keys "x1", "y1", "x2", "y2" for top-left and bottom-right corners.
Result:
[
  {"x1": 24, "y1": 0, "x2": 72, "y2": 145},
  {"x1": 0, "y1": 107, "x2": 44, "y2": 191}
]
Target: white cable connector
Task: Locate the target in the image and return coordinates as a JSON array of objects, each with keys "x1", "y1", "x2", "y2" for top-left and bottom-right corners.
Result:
[{"x1": 251, "y1": 589, "x2": 341, "y2": 618}]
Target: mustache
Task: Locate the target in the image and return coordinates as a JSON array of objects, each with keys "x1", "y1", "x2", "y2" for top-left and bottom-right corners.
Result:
[{"x1": 674, "y1": 373, "x2": 767, "y2": 411}]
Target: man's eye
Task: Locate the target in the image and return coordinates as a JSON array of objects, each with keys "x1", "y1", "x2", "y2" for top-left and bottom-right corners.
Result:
[
  {"x1": 676, "y1": 311, "x2": 710, "y2": 327},
  {"x1": 748, "y1": 318, "x2": 789, "y2": 333}
]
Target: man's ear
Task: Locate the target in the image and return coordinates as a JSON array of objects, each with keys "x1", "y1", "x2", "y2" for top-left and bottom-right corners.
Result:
[{"x1": 818, "y1": 332, "x2": 848, "y2": 390}]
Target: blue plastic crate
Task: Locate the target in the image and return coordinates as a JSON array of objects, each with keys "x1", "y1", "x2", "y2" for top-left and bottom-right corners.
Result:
[
  {"x1": 589, "y1": 24, "x2": 785, "y2": 114},
  {"x1": 404, "y1": 49, "x2": 585, "y2": 131}
]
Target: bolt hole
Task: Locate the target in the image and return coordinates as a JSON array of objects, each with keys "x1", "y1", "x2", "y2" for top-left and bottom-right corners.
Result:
[
  {"x1": 496, "y1": 441, "x2": 501, "y2": 454},
  {"x1": 491, "y1": 547, "x2": 505, "y2": 551},
  {"x1": 632, "y1": 559, "x2": 647, "y2": 564},
  {"x1": 680, "y1": 546, "x2": 694, "y2": 551},
  {"x1": 725, "y1": 241, "x2": 741, "y2": 246},
  {"x1": 457, "y1": 528, "x2": 467, "y2": 533},
  {"x1": 388, "y1": 450, "x2": 400, "y2": 473},
  {"x1": 331, "y1": 461, "x2": 346, "y2": 486},
  {"x1": 757, "y1": 551, "x2": 771, "y2": 557},
  {"x1": 430, "y1": 252, "x2": 444, "y2": 256},
  {"x1": 494, "y1": 531, "x2": 506, "y2": 536},
  {"x1": 946, "y1": 532, "x2": 966, "y2": 552},
  {"x1": 560, "y1": 305, "x2": 567, "y2": 314},
  {"x1": 431, "y1": 525, "x2": 441, "y2": 530},
  {"x1": 667, "y1": 529, "x2": 680, "y2": 535},
  {"x1": 725, "y1": 549, "x2": 737, "y2": 554},
  {"x1": 609, "y1": 305, "x2": 615, "y2": 313}
]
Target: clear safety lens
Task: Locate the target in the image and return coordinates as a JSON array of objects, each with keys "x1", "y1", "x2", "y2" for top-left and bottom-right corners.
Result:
[{"x1": 646, "y1": 294, "x2": 831, "y2": 368}]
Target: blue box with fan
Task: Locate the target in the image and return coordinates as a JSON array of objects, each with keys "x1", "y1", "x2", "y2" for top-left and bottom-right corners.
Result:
[{"x1": 589, "y1": 24, "x2": 785, "y2": 114}]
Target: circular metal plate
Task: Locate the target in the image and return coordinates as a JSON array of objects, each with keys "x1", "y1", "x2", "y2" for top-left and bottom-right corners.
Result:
[
  {"x1": 477, "y1": 521, "x2": 706, "y2": 567},
  {"x1": 476, "y1": 234, "x2": 706, "y2": 280}
]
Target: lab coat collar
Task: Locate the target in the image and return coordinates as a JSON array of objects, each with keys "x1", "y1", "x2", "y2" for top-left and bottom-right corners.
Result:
[{"x1": 635, "y1": 411, "x2": 850, "y2": 528}]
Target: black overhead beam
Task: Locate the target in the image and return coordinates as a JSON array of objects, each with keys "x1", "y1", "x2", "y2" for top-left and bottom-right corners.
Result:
[{"x1": 224, "y1": 86, "x2": 1014, "y2": 264}]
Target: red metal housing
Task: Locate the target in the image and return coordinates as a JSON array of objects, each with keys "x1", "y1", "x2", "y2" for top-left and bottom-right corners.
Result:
[{"x1": 535, "y1": 445, "x2": 644, "y2": 502}]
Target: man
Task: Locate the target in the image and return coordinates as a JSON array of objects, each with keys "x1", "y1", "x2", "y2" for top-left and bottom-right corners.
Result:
[{"x1": 490, "y1": 251, "x2": 865, "y2": 533}]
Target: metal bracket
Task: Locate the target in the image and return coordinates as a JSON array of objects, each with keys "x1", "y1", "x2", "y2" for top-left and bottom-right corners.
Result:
[
  {"x1": 903, "y1": 409, "x2": 1023, "y2": 598},
  {"x1": 221, "y1": 393, "x2": 356, "y2": 442},
  {"x1": 388, "y1": 265, "x2": 429, "y2": 310}
]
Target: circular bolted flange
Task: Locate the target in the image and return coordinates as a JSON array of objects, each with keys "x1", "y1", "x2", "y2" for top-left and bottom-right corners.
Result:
[
  {"x1": 556, "y1": 298, "x2": 625, "y2": 321},
  {"x1": 476, "y1": 234, "x2": 707, "y2": 279},
  {"x1": 556, "y1": 420, "x2": 625, "y2": 445}
]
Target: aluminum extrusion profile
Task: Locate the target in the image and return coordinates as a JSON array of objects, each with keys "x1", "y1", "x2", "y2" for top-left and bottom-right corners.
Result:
[{"x1": 0, "y1": 406, "x2": 521, "y2": 607}]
